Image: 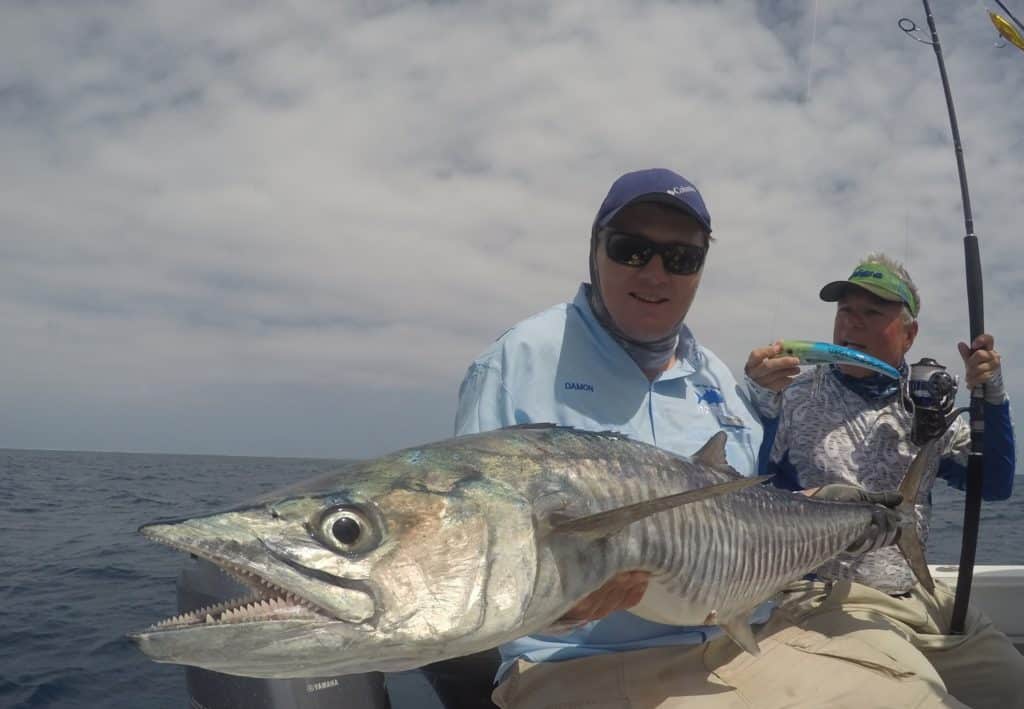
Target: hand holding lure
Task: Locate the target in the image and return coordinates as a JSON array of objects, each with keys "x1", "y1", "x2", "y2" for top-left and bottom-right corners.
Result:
[{"x1": 777, "y1": 340, "x2": 901, "y2": 379}]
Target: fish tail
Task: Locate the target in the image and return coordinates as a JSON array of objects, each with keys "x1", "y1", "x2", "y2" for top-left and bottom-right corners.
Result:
[{"x1": 895, "y1": 441, "x2": 937, "y2": 593}]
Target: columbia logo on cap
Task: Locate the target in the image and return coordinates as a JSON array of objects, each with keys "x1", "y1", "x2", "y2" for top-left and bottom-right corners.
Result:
[
  {"x1": 667, "y1": 186, "x2": 697, "y2": 196},
  {"x1": 594, "y1": 168, "x2": 713, "y2": 233}
]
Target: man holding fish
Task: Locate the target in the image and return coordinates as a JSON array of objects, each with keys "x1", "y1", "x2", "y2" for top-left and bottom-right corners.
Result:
[
  {"x1": 452, "y1": 169, "x2": 967, "y2": 708},
  {"x1": 744, "y1": 254, "x2": 1022, "y2": 708}
]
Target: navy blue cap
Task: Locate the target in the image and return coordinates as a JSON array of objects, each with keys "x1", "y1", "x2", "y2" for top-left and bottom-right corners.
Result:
[{"x1": 594, "y1": 168, "x2": 712, "y2": 234}]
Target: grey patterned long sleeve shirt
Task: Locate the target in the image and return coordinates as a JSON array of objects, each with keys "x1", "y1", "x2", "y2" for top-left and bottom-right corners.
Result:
[{"x1": 751, "y1": 365, "x2": 1015, "y2": 594}]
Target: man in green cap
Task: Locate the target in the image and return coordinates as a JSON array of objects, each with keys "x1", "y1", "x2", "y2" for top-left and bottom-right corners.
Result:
[
  {"x1": 823, "y1": 258, "x2": 922, "y2": 317},
  {"x1": 744, "y1": 252, "x2": 1021, "y2": 708}
]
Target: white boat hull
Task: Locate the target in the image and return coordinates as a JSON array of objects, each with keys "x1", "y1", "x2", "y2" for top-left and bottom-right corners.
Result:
[{"x1": 930, "y1": 564, "x2": 1024, "y2": 652}]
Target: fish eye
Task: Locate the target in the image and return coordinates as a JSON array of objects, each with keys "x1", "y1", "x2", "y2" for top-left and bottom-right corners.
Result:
[
  {"x1": 333, "y1": 516, "x2": 361, "y2": 544},
  {"x1": 317, "y1": 506, "x2": 378, "y2": 555}
]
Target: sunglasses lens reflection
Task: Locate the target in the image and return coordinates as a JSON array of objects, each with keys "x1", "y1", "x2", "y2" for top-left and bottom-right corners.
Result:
[{"x1": 605, "y1": 231, "x2": 705, "y2": 275}]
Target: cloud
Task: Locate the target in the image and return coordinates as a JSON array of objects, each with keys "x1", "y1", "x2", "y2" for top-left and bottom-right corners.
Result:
[{"x1": 2, "y1": 0, "x2": 1022, "y2": 457}]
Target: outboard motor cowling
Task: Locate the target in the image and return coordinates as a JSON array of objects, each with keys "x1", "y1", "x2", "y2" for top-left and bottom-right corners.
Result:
[{"x1": 176, "y1": 557, "x2": 391, "y2": 709}]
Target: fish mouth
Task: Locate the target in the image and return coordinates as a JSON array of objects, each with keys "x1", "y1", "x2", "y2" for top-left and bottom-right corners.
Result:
[
  {"x1": 147, "y1": 582, "x2": 325, "y2": 632},
  {"x1": 137, "y1": 525, "x2": 374, "y2": 634}
]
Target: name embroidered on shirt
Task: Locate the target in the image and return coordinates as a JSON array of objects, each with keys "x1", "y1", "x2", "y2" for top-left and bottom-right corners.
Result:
[{"x1": 564, "y1": 381, "x2": 595, "y2": 392}]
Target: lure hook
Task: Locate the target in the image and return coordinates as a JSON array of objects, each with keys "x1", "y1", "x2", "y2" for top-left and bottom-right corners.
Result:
[{"x1": 988, "y1": 8, "x2": 1024, "y2": 54}]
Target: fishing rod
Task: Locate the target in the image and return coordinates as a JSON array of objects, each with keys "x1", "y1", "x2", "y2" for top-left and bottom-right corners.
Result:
[{"x1": 898, "y1": 1, "x2": 985, "y2": 635}]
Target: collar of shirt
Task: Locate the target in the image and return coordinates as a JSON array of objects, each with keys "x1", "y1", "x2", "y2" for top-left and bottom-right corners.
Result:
[
  {"x1": 828, "y1": 361, "x2": 908, "y2": 401},
  {"x1": 572, "y1": 284, "x2": 700, "y2": 383}
]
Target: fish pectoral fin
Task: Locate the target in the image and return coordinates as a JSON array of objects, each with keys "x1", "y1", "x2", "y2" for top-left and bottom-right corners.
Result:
[
  {"x1": 534, "y1": 492, "x2": 589, "y2": 533},
  {"x1": 549, "y1": 475, "x2": 773, "y2": 537},
  {"x1": 721, "y1": 617, "x2": 761, "y2": 656}
]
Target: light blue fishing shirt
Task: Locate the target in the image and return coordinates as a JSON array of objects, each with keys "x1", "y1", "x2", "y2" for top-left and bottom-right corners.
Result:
[{"x1": 455, "y1": 284, "x2": 769, "y2": 681}]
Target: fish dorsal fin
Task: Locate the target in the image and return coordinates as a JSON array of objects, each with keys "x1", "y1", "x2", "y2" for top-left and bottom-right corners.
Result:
[
  {"x1": 692, "y1": 431, "x2": 729, "y2": 467},
  {"x1": 549, "y1": 475, "x2": 772, "y2": 537}
]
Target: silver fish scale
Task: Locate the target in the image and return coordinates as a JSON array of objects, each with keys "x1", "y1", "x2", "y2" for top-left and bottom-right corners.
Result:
[
  {"x1": 638, "y1": 484, "x2": 874, "y2": 623},
  {"x1": 488, "y1": 429, "x2": 876, "y2": 624}
]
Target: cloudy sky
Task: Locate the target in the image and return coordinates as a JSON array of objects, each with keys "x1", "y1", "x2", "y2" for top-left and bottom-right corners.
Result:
[{"x1": 3, "y1": 0, "x2": 1022, "y2": 459}]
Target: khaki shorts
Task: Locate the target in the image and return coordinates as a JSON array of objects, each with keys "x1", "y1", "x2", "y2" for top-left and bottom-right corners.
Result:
[
  {"x1": 780, "y1": 578, "x2": 1024, "y2": 709},
  {"x1": 493, "y1": 609, "x2": 966, "y2": 709}
]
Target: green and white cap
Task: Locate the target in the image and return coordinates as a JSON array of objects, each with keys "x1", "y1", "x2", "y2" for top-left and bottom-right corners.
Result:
[{"x1": 820, "y1": 261, "x2": 919, "y2": 317}]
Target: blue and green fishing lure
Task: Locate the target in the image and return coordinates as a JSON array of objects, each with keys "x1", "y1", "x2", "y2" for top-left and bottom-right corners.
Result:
[{"x1": 778, "y1": 340, "x2": 901, "y2": 379}]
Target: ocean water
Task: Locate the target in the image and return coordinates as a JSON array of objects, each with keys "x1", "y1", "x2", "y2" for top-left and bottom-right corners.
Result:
[{"x1": 2, "y1": 448, "x2": 1022, "y2": 709}]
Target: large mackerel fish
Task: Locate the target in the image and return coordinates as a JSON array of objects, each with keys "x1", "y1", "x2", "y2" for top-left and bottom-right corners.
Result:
[{"x1": 131, "y1": 424, "x2": 932, "y2": 678}]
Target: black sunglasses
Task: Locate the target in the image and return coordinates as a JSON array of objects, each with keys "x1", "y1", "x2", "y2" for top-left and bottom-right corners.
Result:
[{"x1": 600, "y1": 228, "x2": 707, "y2": 275}]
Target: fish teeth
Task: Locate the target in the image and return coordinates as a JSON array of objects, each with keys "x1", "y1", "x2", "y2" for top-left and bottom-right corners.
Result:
[
  {"x1": 143, "y1": 551, "x2": 330, "y2": 628},
  {"x1": 149, "y1": 593, "x2": 272, "y2": 629}
]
